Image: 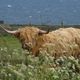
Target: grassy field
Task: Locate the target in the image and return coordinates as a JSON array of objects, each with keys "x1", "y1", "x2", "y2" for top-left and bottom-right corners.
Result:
[{"x1": 0, "y1": 35, "x2": 80, "y2": 80}]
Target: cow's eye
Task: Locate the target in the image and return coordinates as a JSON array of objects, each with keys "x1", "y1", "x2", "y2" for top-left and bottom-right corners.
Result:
[{"x1": 14, "y1": 31, "x2": 20, "y2": 37}]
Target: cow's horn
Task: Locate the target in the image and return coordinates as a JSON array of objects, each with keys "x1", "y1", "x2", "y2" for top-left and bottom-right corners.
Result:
[
  {"x1": 38, "y1": 29, "x2": 49, "y2": 35},
  {"x1": 0, "y1": 25, "x2": 18, "y2": 34}
]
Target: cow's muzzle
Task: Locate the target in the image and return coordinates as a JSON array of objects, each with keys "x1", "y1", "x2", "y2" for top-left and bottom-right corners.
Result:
[{"x1": 22, "y1": 43, "x2": 32, "y2": 51}]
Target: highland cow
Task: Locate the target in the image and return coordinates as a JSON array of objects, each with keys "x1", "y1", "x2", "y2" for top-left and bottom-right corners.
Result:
[{"x1": 0, "y1": 25, "x2": 80, "y2": 58}]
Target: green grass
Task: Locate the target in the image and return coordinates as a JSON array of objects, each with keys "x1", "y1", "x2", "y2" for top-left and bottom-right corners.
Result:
[
  {"x1": 0, "y1": 35, "x2": 80, "y2": 80},
  {"x1": 0, "y1": 35, "x2": 21, "y2": 48}
]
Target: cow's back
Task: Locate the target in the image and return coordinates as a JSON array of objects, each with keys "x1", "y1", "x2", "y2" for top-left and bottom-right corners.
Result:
[{"x1": 33, "y1": 27, "x2": 80, "y2": 57}]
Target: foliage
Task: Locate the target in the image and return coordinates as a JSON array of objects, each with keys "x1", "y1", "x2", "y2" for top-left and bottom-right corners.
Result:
[{"x1": 0, "y1": 35, "x2": 80, "y2": 80}]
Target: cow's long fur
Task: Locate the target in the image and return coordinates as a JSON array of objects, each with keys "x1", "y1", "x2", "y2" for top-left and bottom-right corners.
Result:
[
  {"x1": 32, "y1": 27, "x2": 80, "y2": 57},
  {"x1": 15, "y1": 27, "x2": 40, "y2": 49}
]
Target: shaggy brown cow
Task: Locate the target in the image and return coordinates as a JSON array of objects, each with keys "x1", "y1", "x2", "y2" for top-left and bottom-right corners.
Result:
[{"x1": 0, "y1": 25, "x2": 80, "y2": 58}]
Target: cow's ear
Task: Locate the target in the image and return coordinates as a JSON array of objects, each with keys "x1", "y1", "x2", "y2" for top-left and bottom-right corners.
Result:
[
  {"x1": 38, "y1": 29, "x2": 49, "y2": 35},
  {"x1": 14, "y1": 31, "x2": 20, "y2": 38}
]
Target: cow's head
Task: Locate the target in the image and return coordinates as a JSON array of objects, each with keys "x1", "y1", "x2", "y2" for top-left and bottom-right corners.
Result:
[
  {"x1": 31, "y1": 29, "x2": 50, "y2": 56},
  {"x1": 0, "y1": 25, "x2": 49, "y2": 53}
]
